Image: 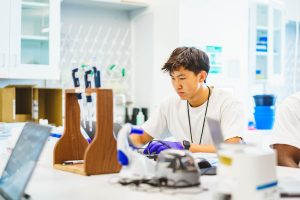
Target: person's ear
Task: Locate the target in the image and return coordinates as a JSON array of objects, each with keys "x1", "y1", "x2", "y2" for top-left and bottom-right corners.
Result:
[{"x1": 198, "y1": 71, "x2": 207, "y2": 83}]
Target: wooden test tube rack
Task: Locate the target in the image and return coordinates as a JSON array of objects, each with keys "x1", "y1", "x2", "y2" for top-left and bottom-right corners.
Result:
[{"x1": 53, "y1": 88, "x2": 121, "y2": 175}]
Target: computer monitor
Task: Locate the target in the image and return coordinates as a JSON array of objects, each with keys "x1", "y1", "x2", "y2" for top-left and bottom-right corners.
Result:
[{"x1": 0, "y1": 123, "x2": 51, "y2": 200}]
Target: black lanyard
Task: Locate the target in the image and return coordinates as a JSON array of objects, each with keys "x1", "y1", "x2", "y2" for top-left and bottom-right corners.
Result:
[{"x1": 187, "y1": 86, "x2": 211, "y2": 144}]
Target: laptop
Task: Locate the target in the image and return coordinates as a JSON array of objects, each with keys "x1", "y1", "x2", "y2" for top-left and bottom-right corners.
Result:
[
  {"x1": 193, "y1": 117, "x2": 225, "y2": 175},
  {"x1": 206, "y1": 117, "x2": 225, "y2": 149},
  {"x1": 0, "y1": 123, "x2": 51, "y2": 200}
]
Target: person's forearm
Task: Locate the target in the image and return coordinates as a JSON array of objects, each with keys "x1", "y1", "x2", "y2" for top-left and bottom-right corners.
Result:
[
  {"x1": 278, "y1": 156, "x2": 300, "y2": 168},
  {"x1": 190, "y1": 144, "x2": 216, "y2": 153},
  {"x1": 130, "y1": 134, "x2": 145, "y2": 147},
  {"x1": 129, "y1": 132, "x2": 153, "y2": 147},
  {"x1": 273, "y1": 144, "x2": 300, "y2": 168},
  {"x1": 189, "y1": 137, "x2": 243, "y2": 153},
  {"x1": 225, "y1": 136, "x2": 243, "y2": 144}
]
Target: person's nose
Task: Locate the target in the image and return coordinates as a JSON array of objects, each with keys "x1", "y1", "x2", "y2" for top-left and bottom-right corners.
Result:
[{"x1": 173, "y1": 79, "x2": 182, "y2": 90}]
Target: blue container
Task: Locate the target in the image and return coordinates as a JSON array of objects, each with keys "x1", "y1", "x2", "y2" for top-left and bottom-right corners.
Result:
[
  {"x1": 254, "y1": 112, "x2": 275, "y2": 129},
  {"x1": 253, "y1": 95, "x2": 276, "y2": 106},
  {"x1": 254, "y1": 106, "x2": 275, "y2": 115}
]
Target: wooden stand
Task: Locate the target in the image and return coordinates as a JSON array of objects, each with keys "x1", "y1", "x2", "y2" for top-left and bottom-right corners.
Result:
[{"x1": 53, "y1": 89, "x2": 121, "y2": 175}]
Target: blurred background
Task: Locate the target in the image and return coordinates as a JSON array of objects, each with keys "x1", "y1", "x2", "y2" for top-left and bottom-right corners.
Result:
[{"x1": 0, "y1": 0, "x2": 300, "y2": 130}]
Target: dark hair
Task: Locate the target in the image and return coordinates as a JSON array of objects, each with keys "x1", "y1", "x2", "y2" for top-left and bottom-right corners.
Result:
[{"x1": 161, "y1": 47, "x2": 210, "y2": 75}]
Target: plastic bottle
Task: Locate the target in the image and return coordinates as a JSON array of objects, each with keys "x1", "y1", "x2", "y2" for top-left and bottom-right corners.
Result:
[{"x1": 136, "y1": 109, "x2": 145, "y2": 125}]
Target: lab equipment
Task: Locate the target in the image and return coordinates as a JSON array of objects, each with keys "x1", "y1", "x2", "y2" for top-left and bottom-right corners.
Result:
[
  {"x1": 254, "y1": 106, "x2": 275, "y2": 129},
  {"x1": 114, "y1": 94, "x2": 126, "y2": 124},
  {"x1": 143, "y1": 140, "x2": 184, "y2": 154},
  {"x1": 92, "y1": 66, "x2": 101, "y2": 88},
  {"x1": 125, "y1": 107, "x2": 131, "y2": 123},
  {"x1": 141, "y1": 108, "x2": 148, "y2": 121},
  {"x1": 62, "y1": 160, "x2": 84, "y2": 165},
  {"x1": 116, "y1": 124, "x2": 202, "y2": 188},
  {"x1": 131, "y1": 108, "x2": 140, "y2": 125},
  {"x1": 154, "y1": 149, "x2": 200, "y2": 187},
  {"x1": 72, "y1": 64, "x2": 86, "y2": 129},
  {"x1": 54, "y1": 89, "x2": 120, "y2": 176},
  {"x1": 136, "y1": 109, "x2": 145, "y2": 125},
  {"x1": 215, "y1": 144, "x2": 278, "y2": 200},
  {"x1": 116, "y1": 123, "x2": 156, "y2": 180},
  {"x1": 253, "y1": 94, "x2": 276, "y2": 106},
  {"x1": 80, "y1": 126, "x2": 92, "y2": 143},
  {"x1": 197, "y1": 158, "x2": 212, "y2": 169},
  {"x1": 84, "y1": 69, "x2": 93, "y2": 132},
  {"x1": 253, "y1": 95, "x2": 276, "y2": 129}
]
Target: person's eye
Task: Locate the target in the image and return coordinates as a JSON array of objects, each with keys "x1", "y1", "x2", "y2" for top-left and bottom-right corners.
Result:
[{"x1": 179, "y1": 77, "x2": 186, "y2": 80}]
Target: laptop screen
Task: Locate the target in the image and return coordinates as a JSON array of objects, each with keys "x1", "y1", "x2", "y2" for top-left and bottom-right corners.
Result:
[
  {"x1": 0, "y1": 123, "x2": 50, "y2": 200},
  {"x1": 206, "y1": 117, "x2": 224, "y2": 149}
]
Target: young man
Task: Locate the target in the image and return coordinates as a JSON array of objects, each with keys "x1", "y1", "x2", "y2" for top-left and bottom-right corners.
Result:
[
  {"x1": 270, "y1": 92, "x2": 300, "y2": 168},
  {"x1": 131, "y1": 47, "x2": 246, "y2": 153}
]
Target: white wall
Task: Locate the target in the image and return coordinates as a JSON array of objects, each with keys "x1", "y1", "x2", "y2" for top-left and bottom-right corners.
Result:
[
  {"x1": 285, "y1": 0, "x2": 300, "y2": 21},
  {"x1": 178, "y1": 0, "x2": 249, "y2": 104},
  {"x1": 131, "y1": 0, "x2": 180, "y2": 112},
  {"x1": 132, "y1": 0, "x2": 249, "y2": 115}
]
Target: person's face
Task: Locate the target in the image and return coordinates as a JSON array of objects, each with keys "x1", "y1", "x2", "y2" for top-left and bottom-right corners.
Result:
[{"x1": 170, "y1": 66, "x2": 205, "y2": 100}]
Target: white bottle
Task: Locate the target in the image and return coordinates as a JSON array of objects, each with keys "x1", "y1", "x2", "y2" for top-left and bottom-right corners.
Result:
[{"x1": 136, "y1": 109, "x2": 145, "y2": 125}]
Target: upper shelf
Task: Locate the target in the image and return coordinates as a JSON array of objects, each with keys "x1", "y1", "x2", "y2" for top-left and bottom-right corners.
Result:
[
  {"x1": 21, "y1": 35, "x2": 49, "y2": 41},
  {"x1": 22, "y1": 1, "x2": 49, "y2": 8},
  {"x1": 62, "y1": 0, "x2": 148, "y2": 11}
]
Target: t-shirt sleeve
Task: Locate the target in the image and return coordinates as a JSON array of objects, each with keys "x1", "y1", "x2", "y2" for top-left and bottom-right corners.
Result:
[
  {"x1": 220, "y1": 97, "x2": 247, "y2": 140},
  {"x1": 270, "y1": 97, "x2": 300, "y2": 149},
  {"x1": 140, "y1": 101, "x2": 168, "y2": 139}
]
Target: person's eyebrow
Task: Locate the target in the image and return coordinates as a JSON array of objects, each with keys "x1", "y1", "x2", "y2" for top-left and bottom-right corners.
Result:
[
  {"x1": 176, "y1": 74, "x2": 186, "y2": 78},
  {"x1": 170, "y1": 73, "x2": 187, "y2": 78}
]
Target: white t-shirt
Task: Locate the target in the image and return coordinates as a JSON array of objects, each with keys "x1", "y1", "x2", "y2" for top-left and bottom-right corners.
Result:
[
  {"x1": 270, "y1": 92, "x2": 300, "y2": 149},
  {"x1": 141, "y1": 87, "x2": 247, "y2": 144}
]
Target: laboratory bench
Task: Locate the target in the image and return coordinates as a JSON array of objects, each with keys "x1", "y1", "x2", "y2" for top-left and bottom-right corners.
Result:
[
  {"x1": 26, "y1": 146, "x2": 300, "y2": 200},
  {"x1": 0, "y1": 124, "x2": 299, "y2": 199}
]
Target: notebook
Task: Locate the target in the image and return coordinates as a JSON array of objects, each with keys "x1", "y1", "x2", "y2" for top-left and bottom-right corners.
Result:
[{"x1": 0, "y1": 123, "x2": 51, "y2": 200}]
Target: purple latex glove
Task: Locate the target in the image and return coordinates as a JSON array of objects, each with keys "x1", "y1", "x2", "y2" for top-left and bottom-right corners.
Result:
[{"x1": 143, "y1": 140, "x2": 184, "y2": 154}]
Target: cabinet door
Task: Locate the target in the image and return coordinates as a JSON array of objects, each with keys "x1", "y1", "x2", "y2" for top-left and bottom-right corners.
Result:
[
  {"x1": 254, "y1": 3, "x2": 269, "y2": 82},
  {"x1": 0, "y1": 0, "x2": 10, "y2": 78},
  {"x1": 9, "y1": 0, "x2": 60, "y2": 80},
  {"x1": 249, "y1": 0, "x2": 284, "y2": 84},
  {"x1": 268, "y1": 1, "x2": 284, "y2": 83}
]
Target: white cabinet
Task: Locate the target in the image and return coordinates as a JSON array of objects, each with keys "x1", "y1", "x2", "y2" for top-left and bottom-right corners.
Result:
[
  {"x1": 0, "y1": 0, "x2": 60, "y2": 80},
  {"x1": 249, "y1": 0, "x2": 285, "y2": 84},
  {"x1": 0, "y1": 0, "x2": 10, "y2": 78}
]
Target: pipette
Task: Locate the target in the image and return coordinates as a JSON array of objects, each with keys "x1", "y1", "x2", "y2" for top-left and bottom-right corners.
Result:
[
  {"x1": 84, "y1": 69, "x2": 93, "y2": 132},
  {"x1": 71, "y1": 64, "x2": 86, "y2": 129},
  {"x1": 93, "y1": 66, "x2": 101, "y2": 88}
]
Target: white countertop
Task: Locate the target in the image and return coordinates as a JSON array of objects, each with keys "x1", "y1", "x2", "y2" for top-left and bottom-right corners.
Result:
[
  {"x1": 24, "y1": 153, "x2": 300, "y2": 200},
  {"x1": 1, "y1": 124, "x2": 300, "y2": 200}
]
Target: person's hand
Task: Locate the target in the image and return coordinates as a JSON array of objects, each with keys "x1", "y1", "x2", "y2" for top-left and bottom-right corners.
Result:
[{"x1": 143, "y1": 140, "x2": 184, "y2": 154}]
